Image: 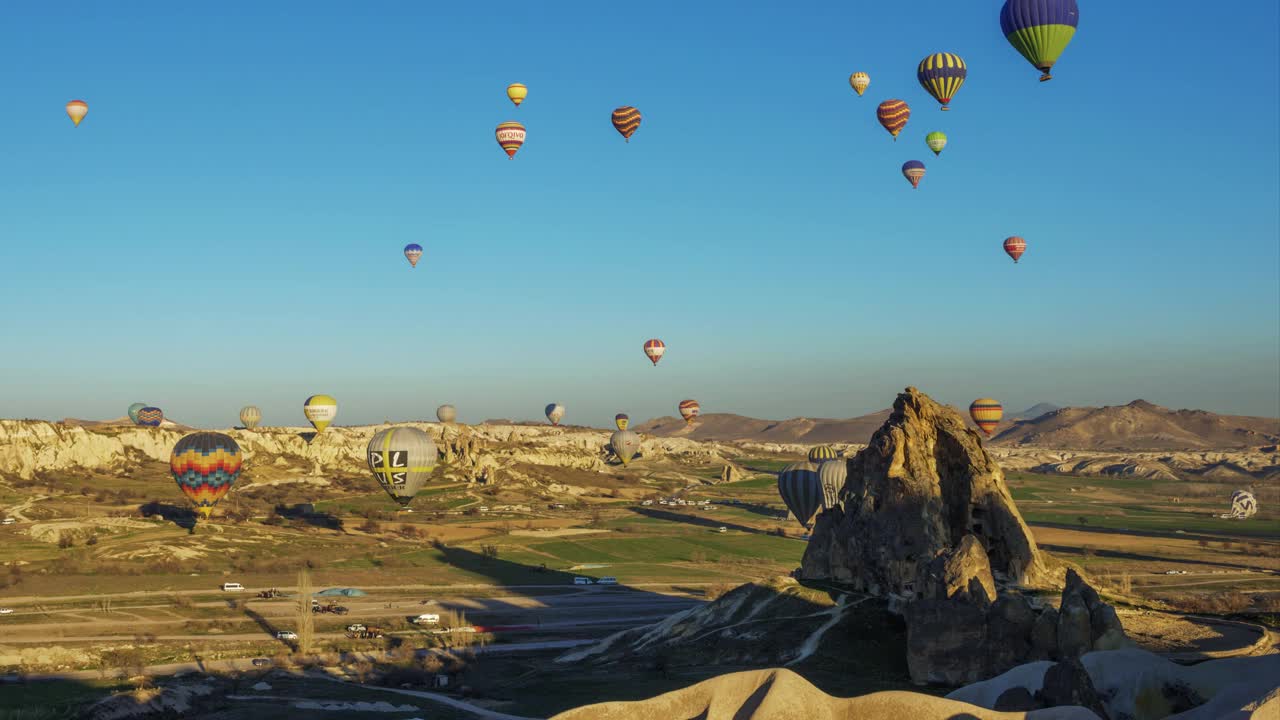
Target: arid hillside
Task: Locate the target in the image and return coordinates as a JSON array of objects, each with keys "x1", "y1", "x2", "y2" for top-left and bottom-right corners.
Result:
[{"x1": 991, "y1": 400, "x2": 1280, "y2": 450}]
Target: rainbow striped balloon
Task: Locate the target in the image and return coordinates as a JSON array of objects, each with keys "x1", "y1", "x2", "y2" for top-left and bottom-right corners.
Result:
[
  {"x1": 877, "y1": 100, "x2": 910, "y2": 140},
  {"x1": 611, "y1": 106, "x2": 642, "y2": 142},
  {"x1": 969, "y1": 399, "x2": 1004, "y2": 437},
  {"x1": 495, "y1": 121, "x2": 526, "y2": 159},
  {"x1": 170, "y1": 432, "x2": 242, "y2": 519},
  {"x1": 917, "y1": 53, "x2": 967, "y2": 110},
  {"x1": 137, "y1": 407, "x2": 164, "y2": 427}
]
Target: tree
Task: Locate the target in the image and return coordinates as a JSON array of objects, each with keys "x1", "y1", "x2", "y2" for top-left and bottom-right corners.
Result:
[{"x1": 296, "y1": 567, "x2": 314, "y2": 656}]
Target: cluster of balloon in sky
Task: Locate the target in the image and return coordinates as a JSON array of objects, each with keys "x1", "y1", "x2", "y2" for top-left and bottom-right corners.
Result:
[{"x1": 101, "y1": 0, "x2": 1077, "y2": 523}]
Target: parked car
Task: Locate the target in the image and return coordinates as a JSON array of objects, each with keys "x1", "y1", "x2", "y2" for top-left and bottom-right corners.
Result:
[
  {"x1": 276, "y1": 630, "x2": 298, "y2": 640},
  {"x1": 251, "y1": 658, "x2": 270, "y2": 667},
  {"x1": 596, "y1": 577, "x2": 618, "y2": 585},
  {"x1": 0, "y1": 608, "x2": 12, "y2": 615},
  {"x1": 641, "y1": 500, "x2": 653, "y2": 506},
  {"x1": 573, "y1": 577, "x2": 592, "y2": 585},
  {"x1": 718, "y1": 527, "x2": 728, "y2": 533},
  {"x1": 221, "y1": 582, "x2": 244, "y2": 592},
  {"x1": 1, "y1": 518, "x2": 15, "y2": 525}
]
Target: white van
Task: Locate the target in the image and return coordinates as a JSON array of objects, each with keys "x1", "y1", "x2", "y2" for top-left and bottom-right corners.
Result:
[
  {"x1": 596, "y1": 577, "x2": 618, "y2": 585},
  {"x1": 220, "y1": 582, "x2": 244, "y2": 592},
  {"x1": 573, "y1": 577, "x2": 592, "y2": 585},
  {"x1": 413, "y1": 613, "x2": 440, "y2": 625}
]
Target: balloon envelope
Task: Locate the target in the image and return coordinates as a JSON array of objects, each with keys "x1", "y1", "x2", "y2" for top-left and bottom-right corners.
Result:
[
  {"x1": 495, "y1": 121, "x2": 526, "y2": 159},
  {"x1": 849, "y1": 72, "x2": 870, "y2": 96},
  {"x1": 817, "y1": 459, "x2": 847, "y2": 510},
  {"x1": 137, "y1": 407, "x2": 164, "y2": 427},
  {"x1": 240, "y1": 406, "x2": 262, "y2": 430},
  {"x1": 926, "y1": 131, "x2": 948, "y2": 156},
  {"x1": 615, "y1": 413, "x2": 630, "y2": 431},
  {"x1": 404, "y1": 243, "x2": 423, "y2": 268},
  {"x1": 304, "y1": 395, "x2": 338, "y2": 433},
  {"x1": 367, "y1": 426, "x2": 438, "y2": 507},
  {"x1": 1000, "y1": 0, "x2": 1080, "y2": 81},
  {"x1": 506, "y1": 83, "x2": 528, "y2": 107},
  {"x1": 66, "y1": 100, "x2": 88, "y2": 127},
  {"x1": 1230, "y1": 490, "x2": 1258, "y2": 518},
  {"x1": 969, "y1": 399, "x2": 1004, "y2": 436},
  {"x1": 545, "y1": 403, "x2": 565, "y2": 426},
  {"x1": 643, "y1": 339, "x2": 666, "y2": 366},
  {"x1": 902, "y1": 160, "x2": 926, "y2": 189},
  {"x1": 877, "y1": 100, "x2": 910, "y2": 139},
  {"x1": 128, "y1": 403, "x2": 148, "y2": 424},
  {"x1": 611, "y1": 106, "x2": 641, "y2": 142},
  {"x1": 778, "y1": 461, "x2": 822, "y2": 527},
  {"x1": 610, "y1": 430, "x2": 642, "y2": 465},
  {"x1": 170, "y1": 432, "x2": 242, "y2": 519},
  {"x1": 808, "y1": 446, "x2": 838, "y2": 464},
  {"x1": 917, "y1": 53, "x2": 967, "y2": 110},
  {"x1": 436, "y1": 404, "x2": 457, "y2": 423},
  {"x1": 1004, "y1": 236, "x2": 1027, "y2": 263},
  {"x1": 678, "y1": 400, "x2": 700, "y2": 425}
]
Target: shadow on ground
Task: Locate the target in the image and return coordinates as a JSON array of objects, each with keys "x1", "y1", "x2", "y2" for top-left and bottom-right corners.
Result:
[{"x1": 137, "y1": 501, "x2": 196, "y2": 530}]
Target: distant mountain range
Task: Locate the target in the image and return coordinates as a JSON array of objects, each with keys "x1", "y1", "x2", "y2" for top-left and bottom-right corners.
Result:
[{"x1": 635, "y1": 400, "x2": 1278, "y2": 451}]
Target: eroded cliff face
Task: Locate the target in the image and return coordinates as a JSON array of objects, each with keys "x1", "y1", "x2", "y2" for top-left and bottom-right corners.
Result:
[{"x1": 801, "y1": 387, "x2": 1052, "y2": 592}]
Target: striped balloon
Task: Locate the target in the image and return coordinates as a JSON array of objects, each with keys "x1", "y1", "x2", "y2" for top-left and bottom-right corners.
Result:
[
  {"x1": 615, "y1": 413, "x2": 629, "y2": 431},
  {"x1": 239, "y1": 406, "x2": 261, "y2": 430},
  {"x1": 917, "y1": 53, "x2": 967, "y2": 110},
  {"x1": 611, "y1": 106, "x2": 641, "y2": 142},
  {"x1": 969, "y1": 398, "x2": 1004, "y2": 437},
  {"x1": 643, "y1": 338, "x2": 666, "y2": 366},
  {"x1": 170, "y1": 432, "x2": 242, "y2": 519},
  {"x1": 404, "y1": 243, "x2": 423, "y2": 268},
  {"x1": 1004, "y1": 236, "x2": 1027, "y2": 263},
  {"x1": 610, "y1": 430, "x2": 642, "y2": 465},
  {"x1": 877, "y1": 100, "x2": 910, "y2": 140},
  {"x1": 678, "y1": 399, "x2": 700, "y2": 425},
  {"x1": 926, "y1": 131, "x2": 948, "y2": 156},
  {"x1": 367, "y1": 426, "x2": 438, "y2": 507},
  {"x1": 66, "y1": 100, "x2": 88, "y2": 127},
  {"x1": 506, "y1": 83, "x2": 528, "y2": 107},
  {"x1": 128, "y1": 403, "x2": 148, "y2": 424},
  {"x1": 545, "y1": 403, "x2": 565, "y2": 426},
  {"x1": 778, "y1": 461, "x2": 822, "y2": 528},
  {"x1": 849, "y1": 72, "x2": 870, "y2": 97},
  {"x1": 902, "y1": 160, "x2": 926, "y2": 189},
  {"x1": 1000, "y1": 0, "x2": 1080, "y2": 82},
  {"x1": 495, "y1": 121, "x2": 526, "y2": 159},
  {"x1": 137, "y1": 407, "x2": 164, "y2": 427},
  {"x1": 436, "y1": 404, "x2": 457, "y2": 423},
  {"x1": 1230, "y1": 490, "x2": 1258, "y2": 518},
  {"x1": 817, "y1": 459, "x2": 847, "y2": 510},
  {"x1": 808, "y1": 445, "x2": 838, "y2": 464}
]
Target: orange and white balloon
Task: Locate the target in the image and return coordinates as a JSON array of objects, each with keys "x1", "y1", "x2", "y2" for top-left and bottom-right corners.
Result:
[
  {"x1": 678, "y1": 399, "x2": 700, "y2": 425},
  {"x1": 643, "y1": 339, "x2": 666, "y2": 366},
  {"x1": 66, "y1": 100, "x2": 88, "y2": 127}
]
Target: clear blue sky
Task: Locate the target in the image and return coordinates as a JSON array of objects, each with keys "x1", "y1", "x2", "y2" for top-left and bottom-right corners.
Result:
[{"x1": 1, "y1": 1, "x2": 1277, "y2": 428}]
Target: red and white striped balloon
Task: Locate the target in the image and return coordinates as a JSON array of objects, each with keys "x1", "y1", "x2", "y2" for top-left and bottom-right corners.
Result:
[{"x1": 643, "y1": 339, "x2": 666, "y2": 366}]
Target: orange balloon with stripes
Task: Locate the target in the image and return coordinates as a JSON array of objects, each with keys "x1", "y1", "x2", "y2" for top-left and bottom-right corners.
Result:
[{"x1": 969, "y1": 399, "x2": 1004, "y2": 437}]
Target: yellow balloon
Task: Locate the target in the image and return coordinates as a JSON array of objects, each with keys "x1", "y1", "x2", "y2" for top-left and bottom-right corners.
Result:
[
  {"x1": 304, "y1": 394, "x2": 338, "y2": 433},
  {"x1": 506, "y1": 83, "x2": 528, "y2": 107},
  {"x1": 849, "y1": 73, "x2": 870, "y2": 97},
  {"x1": 66, "y1": 100, "x2": 88, "y2": 127}
]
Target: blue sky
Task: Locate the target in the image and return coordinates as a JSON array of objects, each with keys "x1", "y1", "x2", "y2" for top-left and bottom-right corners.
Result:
[{"x1": 0, "y1": 1, "x2": 1277, "y2": 428}]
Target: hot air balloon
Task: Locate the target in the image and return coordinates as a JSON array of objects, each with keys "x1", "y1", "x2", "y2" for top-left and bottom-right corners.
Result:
[
  {"x1": 128, "y1": 403, "x2": 148, "y2": 424},
  {"x1": 170, "y1": 432, "x2": 242, "y2": 519},
  {"x1": 926, "y1": 131, "x2": 948, "y2": 156},
  {"x1": 817, "y1": 459, "x2": 846, "y2": 510},
  {"x1": 678, "y1": 400, "x2": 700, "y2": 426},
  {"x1": 808, "y1": 446, "x2": 838, "y2": 464},
  {"x1": 1004, "y1": 236, "x2": 1027, "y2": 263},
  {"x1": 902, "y1": 160, "x2": 926, "y2": 189},
  {"x1": 877, "y1": 100, "x2": 910, "y2": 140},
  {"x1": 610, "y1": 430, "x2": 642, "y2": 465},
  {"x1": 969, "y1": 399, "x2": 1004, "y2": 437},
  {"x1": 240, "y1": 406, "x2": 262, "y2": 430},
  {"x1": 495, "y1": 121, "x2": 526, "y2": 159},
  {"x1": 615, "y1": 413, "x2": 630, "y2": 431},
  {"x1": 367, "y1": 426, "x2": 438, "y2": 508},
  {"x1": 66, "y1": 100, "x2": 88, "y2": 127},
  {"x1": 1000, "y1": 0, "x2": 1080, "y2": 82},
  {"x1": 778, "y1": 461, "x2": 822, "y2": 528},
  {"x1": 643, "y1": 339, "x2": 666, "y2": 366},
  {"x1": 611, "y1": 106, "x2": 641, "y2": 142},
  {"x1": 404, "y1": 243, "x2": 423, "y2": 268},
  {"x1": 304, "y1": 395, "x2": 338, "y2": 434},
  {"x1": 506, "y1": 83, "x2": 528, "y2": 107},
  {"x1": 436, "y1": 404, "x2": 457, "y2": 423},
  {"x1": 917, "y1": 53, "x2": 967, "y2": 110},
  {"x1": 1229, "y1": 490, "x2": 1258, "y2": 519},
  {"x1": 545, "y1": 403, "x2": 565, "y2": 426},
  {"x1": 137, "y1": 407, "x2": 164, "y2": 427},
  {"x1": 849, "y1": 72, "x2": 871, "y2": 97}
]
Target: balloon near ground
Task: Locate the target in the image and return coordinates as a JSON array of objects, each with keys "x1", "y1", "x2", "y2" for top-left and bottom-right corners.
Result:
[
  {"x1": 778, "y1": 460, "x2": 822, "y2": 528},
  {"x1": 1229, "y1": 490, "x2": 1258, "y2": 519},
  {"x1": 495, "y1": 121, "x2": 526, "y2": 159},
  {"x1": 610, "y1": 430, "x2": 641, "y2": 465},
  {"x1": 304, "y1": 395, "x2": 338, "y2": 433},
  {"x1": 643, "y1": 338, "x2": 666, "y2": 366},
  {"x1": 506, "y1": 83, "x2": 528, "y2": 107},
  {"x1": 1004, "y1": 236, "x2": 1027, "y2": 263},
  {"x1": 877, "y1": 100, "x2": 910, "y2": 140},
  {"x1": 170, "y1": 432, "x2": 242, "y2": 519},
  {"x1": 65, "y1": 100, "x2": 88, "y2": 127},
  {"x1": 678, "y1": 399, "x2": 700, "y2": 425},
  {"x1": 615, "y1": 413, "x2": 629, "y2": 431},
  {"x1": 969, "y1": 398, "x2": 1004, "y2": 436},
  {"x1": 436, "y1": 404, "x2": 457, "y2": 423},
  {"x1": 404, "y1": 243, "x2": 423, "y2": 268},
  {"x1": 917, "y1": 53, "x2": 967, "y2": 110},
  {"x1": 611, "y1": 106, "x2": 641, "y2": 142},
  {"x1": 902, "y1": 160, "x2": 926, "y2": 189},
  {"x1": 1000, "y1": 0, "x2": 1080, "y2": 82},
  {"x1": 808, "y1": 446, "x2": 838, "y2": 464},
  {"x1": 926, "y1": 131, "x2": 947, "y2": 156},
  {"x1": 849, "y1": 72, "x2": 870, "y2": 97},
  {"x1": 545, "y1": 403, "x2": 565, "y2": 426},
  {"x1": 128, "y1": 403, "x2": 148, "y2": 424},
  {"x1": 240, "y1": 406, "x2": 261, "y2": 430},
  {"x1": 137, "y1": 407, "x2": 164, "y2": 427},
  {"x1": 367, "y1": 426, "x2": 438, "y2": 507}
]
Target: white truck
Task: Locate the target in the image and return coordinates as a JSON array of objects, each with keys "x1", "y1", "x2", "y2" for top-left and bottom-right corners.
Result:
[{"x1": 413, "y1": 613, "x2": 441, "y2": 625}]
